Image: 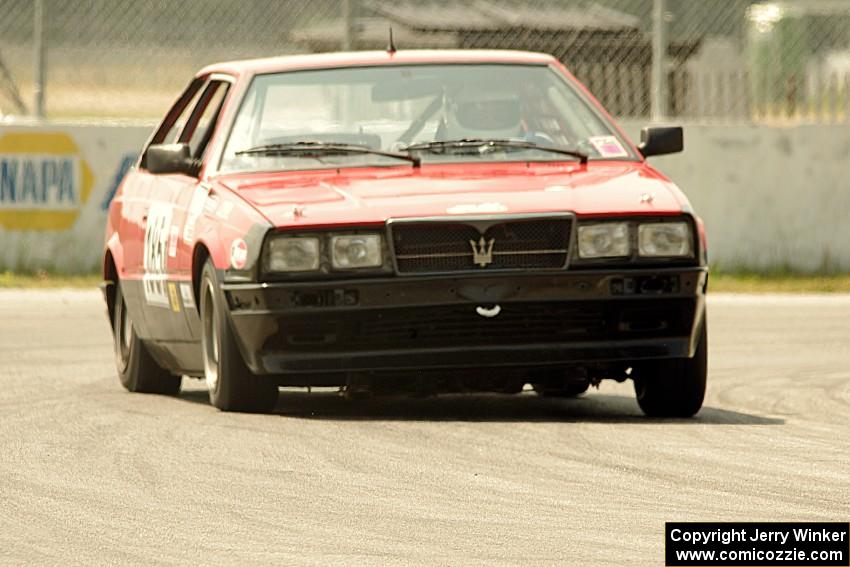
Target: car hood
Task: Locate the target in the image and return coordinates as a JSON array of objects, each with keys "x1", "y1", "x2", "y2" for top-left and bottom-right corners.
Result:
[{"x1": 215, "y1": 161, "x2": 688, "y2": 228}]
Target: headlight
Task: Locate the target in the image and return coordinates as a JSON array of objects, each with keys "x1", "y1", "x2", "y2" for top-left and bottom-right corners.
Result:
[
  {"x1": 265, "y1": 236, "x2": 320, "y2": 272},
  {"x1": 638, "y1": 222, "x2": 692, "y2": 257},
  {"x1": 331, "y1": 234, "x2": 383, "y2": 269},
  {"x1": 577, "y1": 222, "x2": 630, "y2": 258}
]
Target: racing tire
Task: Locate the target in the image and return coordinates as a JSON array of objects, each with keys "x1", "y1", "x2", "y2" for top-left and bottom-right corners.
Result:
[
  {"x1": 113, "y1": 280, "x2": 181, "y2": 395},
  {"x1": 200, "y1": 259, "x2": 278, "y2": 413},
  {"x1": 632, "y1": 323, "x2": 707, "y2": 418}
]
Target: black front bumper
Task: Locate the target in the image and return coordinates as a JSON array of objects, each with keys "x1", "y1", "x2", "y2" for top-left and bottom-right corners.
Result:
[{"x1": 223, "y1": 267, "x2": 708, "y2": 376}]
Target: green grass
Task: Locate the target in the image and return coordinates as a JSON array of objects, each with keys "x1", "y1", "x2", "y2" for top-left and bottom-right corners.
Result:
[
  {"x1": 0, "y1": 271, "x2": 102, "y2": 289},
  {"x1": 710, "y1": 273, "x2": 850, "y2": 293},
  {"x1": 2, "y1": 270, "x2": 850, "y2": 293}
]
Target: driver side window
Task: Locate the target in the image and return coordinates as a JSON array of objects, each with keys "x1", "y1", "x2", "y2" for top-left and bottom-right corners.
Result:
[
  {"x1": 154, "y1": 78, "x2": 205, "y2": 146},
  {"x1": 142, "y1": 78, "x2": 204, "y2": 170},
  {"x1": 179, "y1": 81, "x2": 230, "y2": 159},
  {"x1": 143, "y1": 77, "x2": 231, "y2": 173}
]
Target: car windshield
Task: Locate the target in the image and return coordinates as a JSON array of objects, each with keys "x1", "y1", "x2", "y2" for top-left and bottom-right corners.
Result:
[{"x1": 219, "y1": 63, "x2": 636, "y2": 173}]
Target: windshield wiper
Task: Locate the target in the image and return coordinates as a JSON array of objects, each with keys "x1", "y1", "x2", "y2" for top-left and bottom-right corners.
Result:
[
  {"x1": 404, "y1": 138, "x2": 588, "y2": 164},
  {"x1": 235, "y1": 141, "x2": 420, "y2": 167}
]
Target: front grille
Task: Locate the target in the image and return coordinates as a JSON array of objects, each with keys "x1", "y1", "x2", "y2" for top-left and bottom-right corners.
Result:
[
  {"x1": 355, "y1": 302, "x2": 606, "y2": 346},
  {"x1": 390, "y1": 216, "x2": 572, "y2": 274}
]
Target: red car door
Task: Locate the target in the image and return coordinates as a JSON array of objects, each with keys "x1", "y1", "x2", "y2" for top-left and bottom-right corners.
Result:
[
  {"x1": 141, "y1": 78, "x2": 232, "y2": 347},
  {"x1": 121, "y1": 79, "x2": 204, "y2": 340},
  {"x1": 116, "y1": 80, "x2": 200, "y2": 336}
]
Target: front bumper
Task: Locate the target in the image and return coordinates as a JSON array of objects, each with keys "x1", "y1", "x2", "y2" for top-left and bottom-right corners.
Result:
[{"x1": 223, "y1": 267, "x2": 708, "y2": 376}]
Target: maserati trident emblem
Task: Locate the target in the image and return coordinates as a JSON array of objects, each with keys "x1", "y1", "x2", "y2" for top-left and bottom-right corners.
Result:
[{"x1": 469, "y1": 236, "x2": 495, "y2": 267}]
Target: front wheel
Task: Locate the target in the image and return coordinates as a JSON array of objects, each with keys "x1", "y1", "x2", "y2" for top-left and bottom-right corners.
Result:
[
  {"x1": 200, "y1": 260, "x2": 278, "y2": 413},
  {"x1": 632, "y1": 324, "x2": 707, "y2": 418}
]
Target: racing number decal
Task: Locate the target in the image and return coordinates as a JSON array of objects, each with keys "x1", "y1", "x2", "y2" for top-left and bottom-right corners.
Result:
[{"x1": 143, "y1": 202, "x2": 173, "y2": 307}]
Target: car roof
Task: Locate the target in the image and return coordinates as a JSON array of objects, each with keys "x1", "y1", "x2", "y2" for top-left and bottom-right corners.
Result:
[{"x1": 198, "y1": 49, "x2": 558, "y2": 78}]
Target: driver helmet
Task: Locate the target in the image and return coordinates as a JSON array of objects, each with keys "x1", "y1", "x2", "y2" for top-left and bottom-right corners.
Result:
[{"x1": 443, "y1": 86, "x2": 523, "y2": 140}]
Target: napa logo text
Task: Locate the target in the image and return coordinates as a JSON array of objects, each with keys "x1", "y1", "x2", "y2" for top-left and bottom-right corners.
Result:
[
  {"x1": 0, "y1": 131, "x2": 94, "y2": 231},
  {"x1": 1, "y1": 155, "x2": 79, "y2": 207}
]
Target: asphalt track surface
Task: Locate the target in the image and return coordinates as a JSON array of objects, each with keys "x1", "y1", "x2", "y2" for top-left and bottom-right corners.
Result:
[{"x1": 1, "y1": 290, "x2": 848, "y2": 565}]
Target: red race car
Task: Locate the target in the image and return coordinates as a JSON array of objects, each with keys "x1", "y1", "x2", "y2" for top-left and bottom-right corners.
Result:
[{"x1": 102, "y1": 49, "x2": 707, "y2": 416}]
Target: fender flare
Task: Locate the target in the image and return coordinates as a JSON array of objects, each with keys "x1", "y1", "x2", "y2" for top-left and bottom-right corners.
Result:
[{"x1": 105, "y1": 232, "x2": 124, "y2": 281}]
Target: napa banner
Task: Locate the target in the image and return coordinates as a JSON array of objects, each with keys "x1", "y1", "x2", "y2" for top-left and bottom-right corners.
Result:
[{"x1": 0, "y1": 123, "x2": 151, "y2": 272}]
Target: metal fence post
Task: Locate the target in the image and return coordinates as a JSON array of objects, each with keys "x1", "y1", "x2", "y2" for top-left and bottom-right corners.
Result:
[
  {"x1": 651, "y1": 0, "x2": 668, "y2": 121},
  {"x1": 342, "y1": 0, "x2": 355, "y2": 51},
  {"x1": 33, "y1": 0, "x2": 46, "y2": 119}
]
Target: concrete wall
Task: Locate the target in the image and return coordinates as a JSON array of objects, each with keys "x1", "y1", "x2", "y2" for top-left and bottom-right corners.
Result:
[
  {"x1": 0, "y1": 123, "x2": 151, "y2": 273},
  {"x1": 621, "y1": 122, "x2": 850, "y2": 272},
  {"x1": 1, "y1": 121, "x2": 848, "y2": 273}
]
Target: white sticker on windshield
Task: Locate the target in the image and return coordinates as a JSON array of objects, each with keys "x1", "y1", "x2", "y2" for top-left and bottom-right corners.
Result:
[{"x1": 588, "y1": 136, "x2": 629, "y2": 158}]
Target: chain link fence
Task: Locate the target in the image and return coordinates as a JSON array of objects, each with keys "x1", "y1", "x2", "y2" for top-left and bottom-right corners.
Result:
[{"x1": 2, "y1": 0, "x2": 850, "y2": 122}]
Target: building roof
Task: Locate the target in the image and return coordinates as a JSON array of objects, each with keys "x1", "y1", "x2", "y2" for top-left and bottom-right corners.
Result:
[
  {"x1": 365, "y1": 0, "x2": 640, "y2": 32},
  {"x1": 289, "y1": 17, "x2": 457, "y2": 51},
  {"x1": 290, "y1": 1, "x2": 642, "y2": 53}
]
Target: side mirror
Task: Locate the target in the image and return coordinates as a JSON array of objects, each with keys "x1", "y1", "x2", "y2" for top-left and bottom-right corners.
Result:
[
  {"x1": 638, "y1": 126, "x2": 683, "y2": 157},
  {"x1": 146, "y1": 143, "x2": 194, "y2": 175}
]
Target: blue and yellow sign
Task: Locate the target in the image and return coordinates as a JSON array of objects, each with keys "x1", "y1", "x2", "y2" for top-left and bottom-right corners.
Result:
[{"x1": 0, "y1": 132, "x2": 95, "y2": 230}]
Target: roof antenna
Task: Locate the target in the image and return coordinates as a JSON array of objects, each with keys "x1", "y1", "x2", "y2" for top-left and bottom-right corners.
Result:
[{"x1": 386, "y1": 26, "x2": 397, "y2": 55}]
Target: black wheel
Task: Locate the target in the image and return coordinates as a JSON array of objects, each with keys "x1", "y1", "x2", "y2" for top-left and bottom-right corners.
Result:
[
  {"x1": 200, "y1": 259, "x2": 278, "y2": 413},
  {"x1": 632, "y1": 324, "x2": 707, "y2": 418},
  {"x1": 113, "y1": 281, "x2": 181, "y2": 395}
]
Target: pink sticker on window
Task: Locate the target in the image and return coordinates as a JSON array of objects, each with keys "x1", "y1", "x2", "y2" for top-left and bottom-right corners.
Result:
[{"x1": 589, "y1": 136, "x2": 629, "y2": 158}]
